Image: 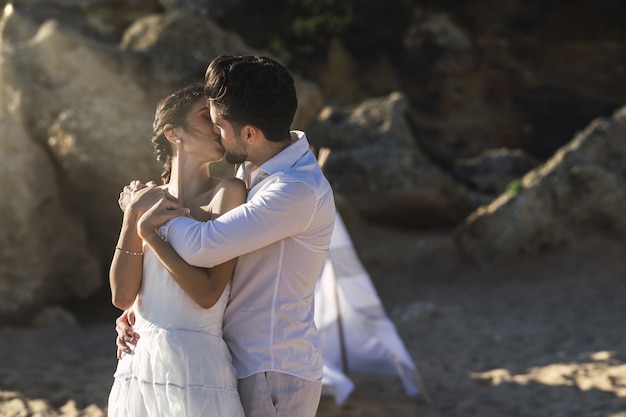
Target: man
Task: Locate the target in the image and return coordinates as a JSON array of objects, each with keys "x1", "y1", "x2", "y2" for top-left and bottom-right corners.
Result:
[{"x1": 117, "y1": 55, "x2": 336, "y2": 417}]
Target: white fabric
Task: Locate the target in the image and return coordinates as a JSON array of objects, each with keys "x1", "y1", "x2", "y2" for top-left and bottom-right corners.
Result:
[
  {"x1": 319, "y1": 364, "x2": 354, "y2": 405},
  {"x1": 314, "y1": 213, "x2": 421, "y2": 404},
  {"x1": 162, "y1": 131, "x2": 336, "y2": 381},
  {"x1": 107, "y1": 246, "x2": 244, "y2": 417}
]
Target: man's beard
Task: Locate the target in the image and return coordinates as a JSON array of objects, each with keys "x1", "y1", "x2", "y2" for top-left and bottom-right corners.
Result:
[
  {"x1": 225, "y1": 151, "x2": 247, "y2": 165},
  {"x1": 223, "y1": 131, "x2": 248, "y2": 165}
]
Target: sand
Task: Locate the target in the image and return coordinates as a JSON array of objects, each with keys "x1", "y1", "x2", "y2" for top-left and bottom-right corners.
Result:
[{"x1": 1, "y1": 222, "x2": 626, "y2": 417}]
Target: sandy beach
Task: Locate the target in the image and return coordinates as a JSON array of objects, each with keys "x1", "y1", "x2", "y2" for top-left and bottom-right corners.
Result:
[{"x1": 2, "y1": 222, "x2": 626, "y2": 417}]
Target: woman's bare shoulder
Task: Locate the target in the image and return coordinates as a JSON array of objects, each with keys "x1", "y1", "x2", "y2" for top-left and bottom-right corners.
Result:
[
  {"x1": 215, "y1": 176, "x2": 246, "y2": 190},
  {"x1": 197, "y1": 177, "x2": 247, "y2": 218}
]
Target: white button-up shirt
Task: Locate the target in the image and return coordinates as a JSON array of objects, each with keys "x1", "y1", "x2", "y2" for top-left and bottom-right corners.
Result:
[{"x1": 162, "y1": 131, "x2": 336, "y2": 380}]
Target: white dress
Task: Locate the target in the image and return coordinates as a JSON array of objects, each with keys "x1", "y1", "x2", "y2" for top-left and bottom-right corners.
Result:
[{"x1": 107, "y1": 245, "x2": 244, "y2": 417}]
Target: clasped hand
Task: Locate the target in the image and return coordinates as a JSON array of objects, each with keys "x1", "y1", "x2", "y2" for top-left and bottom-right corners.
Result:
[{"x1": 119, "y1": 180, "x2": 189, "y2": 234}]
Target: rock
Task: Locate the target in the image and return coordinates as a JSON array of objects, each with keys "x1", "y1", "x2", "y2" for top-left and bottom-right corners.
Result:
[
  {"x1": 455, "y1": 106, "x2": 626, "y2": 266},
  {"x1": 0, "y1": 92, "x2": 100, "y2": 319},
  {"x1": 292, "y1": 76, "x2": 323, "y2": 131},
  {"x1": 0, "y1": 8, "x2": 159, "y2": 319},
  {"x1": 8, "y1": 18, "x2": 162, "y2": 252},
  {"x1": 120, "y1": 11, "x2": 255, "y2": 87},
  {"x1": 308, "y1": 92, "x2": 482, "y2": 228},
  {"x1": 316, "y1": 37, "x2": 360, "y2": 104},
  {"x1": 158, "y1": 0, "x2": 240, "y2": 19},
  {"x1": 403, "y1": 4, "x2": 626, "y2": 167},
  {"x1": 120, "y1": 11, "x2": 322, "y2": 130},
  {"x1": 404, "y1": 12, "x2": 474, "y2": 74},
  {"x1": 454, "y1": 148, "x2": 541, "y2": 195},
  {"x1": 3, "y1": 0, "x2": 163, "y2": 42},
  {"x1": 31, "y1": 306, "x2": 79, "y2": 328}
]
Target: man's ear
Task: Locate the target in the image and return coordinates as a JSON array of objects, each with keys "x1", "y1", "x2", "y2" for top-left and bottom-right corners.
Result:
[{"x1": 241, "y1": 125, "x2": 260, "y2": 143}]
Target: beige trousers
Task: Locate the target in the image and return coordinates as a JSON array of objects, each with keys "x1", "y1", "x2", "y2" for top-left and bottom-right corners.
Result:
[{"x1": 238, "y1": 372, "x2": 322, "y2": 417}]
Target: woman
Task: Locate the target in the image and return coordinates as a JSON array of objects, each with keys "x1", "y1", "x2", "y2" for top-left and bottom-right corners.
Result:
[{"x1": 107, "y1": 83, "x2": 246, "y2": 417}]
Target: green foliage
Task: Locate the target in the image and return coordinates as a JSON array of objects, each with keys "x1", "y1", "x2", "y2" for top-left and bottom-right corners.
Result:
[
  {"x1": 222, "y1": 0, "x2": 412, "y2": 77},
  {"x1": 291, "y1": 0, "x2": 354, "y2": 35},
  {"x1": 505, "y1": 179, "x2": 524, "y2": 196}
]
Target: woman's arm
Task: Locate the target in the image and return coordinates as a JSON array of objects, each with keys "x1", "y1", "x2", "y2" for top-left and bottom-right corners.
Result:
[
  {"x1": 138, "y1": 178, "x2": 247, "y2": 309},
  {"x1": 109, "y1": 209, "x2": 144, "y2": 310},
  {"x1": 110, "y1": 184, "x2": 177, "y2": 310}
]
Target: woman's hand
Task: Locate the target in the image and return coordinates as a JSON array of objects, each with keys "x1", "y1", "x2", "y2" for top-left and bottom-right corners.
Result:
[
  {"x1": 124, "y1": 184, "x2": 171, "y2": 223},
  {"x1": 118, "y1": 180, "x2": 159, "y2": 212},
  {"x1": 137, "y1": 197, "x2": 190, "y2": 240}
]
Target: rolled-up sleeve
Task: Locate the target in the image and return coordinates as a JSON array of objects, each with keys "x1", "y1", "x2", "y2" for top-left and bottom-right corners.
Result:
[{"x1": 162, "y1": 178, "x2": 317, "y2": 268}]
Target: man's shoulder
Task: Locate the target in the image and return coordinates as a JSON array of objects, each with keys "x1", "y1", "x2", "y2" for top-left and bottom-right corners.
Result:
[{"x1": 272, "y1": 165, "x2": 330, "y2": 191}]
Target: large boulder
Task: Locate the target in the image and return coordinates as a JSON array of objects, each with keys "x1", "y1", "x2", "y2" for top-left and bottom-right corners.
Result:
[
  {"x1": 403, "y1": 5, "x2": 626, "y2": 167},
  {"x1": 120, "y1": 11, "x2": 322, "y2": 130},
  {"x1": 2, "y1": 0, "x2": 163, "y2": 42},
  {"x1": 0, "y1": 88, "x2": 100, "y2": 320},
  {"x1": 0, "y1": 8, "x2": 159, "y2": 319},
  {"x1": 120, "y1": 11, "x2": 254, "y2": 87},
  {"x1": 308, "y1": 92, "x2": 484, "y2": 228},
  {"x1": 5, "y1": 17, "x2": 162, "y2": 256},
  {"x1": 455, "y1": 106, "x2": 626, "y2": 266}
]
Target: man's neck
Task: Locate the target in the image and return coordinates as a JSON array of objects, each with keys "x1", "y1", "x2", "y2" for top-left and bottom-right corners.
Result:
[{"x1": 249, "y1": 133, "x2": 297, "y2": 167}]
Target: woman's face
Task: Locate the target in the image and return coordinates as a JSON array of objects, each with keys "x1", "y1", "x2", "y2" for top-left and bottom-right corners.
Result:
[{"x1": 182, "y1": 98, "x2": 225, "y2": 161}]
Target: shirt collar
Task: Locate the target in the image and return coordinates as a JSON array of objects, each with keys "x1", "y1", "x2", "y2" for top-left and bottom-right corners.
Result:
[{"x1": 240, "y1": 131, "x2": 310, "y2": 189}]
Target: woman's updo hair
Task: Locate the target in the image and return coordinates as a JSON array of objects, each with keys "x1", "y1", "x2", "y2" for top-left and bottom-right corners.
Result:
[{"x1": 152, "y1": 83, "x2": 206, "y2": 183}]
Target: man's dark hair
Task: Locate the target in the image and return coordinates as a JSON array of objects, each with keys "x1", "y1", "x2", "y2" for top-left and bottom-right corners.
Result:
[{"x1": 204, "y1": 55, "x2": 297, "y2": 143}]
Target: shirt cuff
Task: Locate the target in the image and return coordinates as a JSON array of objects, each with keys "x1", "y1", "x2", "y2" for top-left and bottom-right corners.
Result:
[{"x1": 158, "y1": 216, "x2": 189, "y2": 241}]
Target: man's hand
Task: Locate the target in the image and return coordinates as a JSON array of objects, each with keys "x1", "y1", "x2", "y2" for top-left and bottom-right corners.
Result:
[{"x1": 116, "y1": 310, "x2": 139, "y2": 359}]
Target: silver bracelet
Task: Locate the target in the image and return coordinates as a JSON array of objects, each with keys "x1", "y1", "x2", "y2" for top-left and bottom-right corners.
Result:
[{"x1": 116, "y1": 246, "x2": 143, "y2": 256}]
